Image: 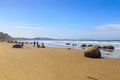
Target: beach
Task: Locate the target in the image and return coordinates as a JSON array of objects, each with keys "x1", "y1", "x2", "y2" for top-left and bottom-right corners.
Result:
[{"x1": 0, "y1": 42, "x2": 120, "y2": 80}]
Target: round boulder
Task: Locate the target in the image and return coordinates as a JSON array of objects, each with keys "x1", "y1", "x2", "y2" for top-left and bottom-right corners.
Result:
[
  {"x1": 84, "y1": 47, "x2": 101, "y2": 58},
  {"x1": 81, "y1": 44, "x2": 86, "y2": 47}
]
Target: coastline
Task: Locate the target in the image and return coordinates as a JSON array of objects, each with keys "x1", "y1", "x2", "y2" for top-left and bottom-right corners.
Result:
[
  {"x1": 16, "y1": 40, "x2": 120, "y2": 58},
  {"x1": 0, "y1": 42, "x2": 120, "y2": 80}
]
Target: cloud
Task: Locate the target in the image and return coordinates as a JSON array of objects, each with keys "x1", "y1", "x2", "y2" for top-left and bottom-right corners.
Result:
[
  {"x1": 85, "y1": 24, "x2": 120, "y2": 39},
  {"x1": 95, "y1": 24, "x2": 120, "y2": 30}
]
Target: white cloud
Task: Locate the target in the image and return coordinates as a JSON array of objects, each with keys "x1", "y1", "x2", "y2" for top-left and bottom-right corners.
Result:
[
  {"x1": 95, "y1": 24, "x2": 120, "y2": 30},
  {"x1": 84, "y1": 24, "x2": 120, "y2": 39}
]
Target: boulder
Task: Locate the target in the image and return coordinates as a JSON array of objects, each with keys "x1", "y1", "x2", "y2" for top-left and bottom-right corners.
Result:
[
  {"x1": 106, "y1": 45, "x2": 114, "y2": 49},
  {"x1": 102, "y1": 45, "x2": 114, "y2": 49},
  {"x1": 102, "y1": 46, "x2": 107, "y2": 49},
  {"x1": 81, "y1": 44, "x2": 86, "y2": 47},
  {"x1": 102, "y1": 45, "x2": 114, "y2": 52},
  {"x1": 84, "y1": 47, "x2": 101, "y2": 58},
  {"x1": 12, "y1": 44, "x2": 22, "y2": 48},
  {"x1": 66, "y1": 43, "x2": 70, "y2": 45}
]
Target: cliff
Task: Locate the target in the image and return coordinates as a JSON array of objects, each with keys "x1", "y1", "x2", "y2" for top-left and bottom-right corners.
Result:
[{"x1": 0, "y1": 32, "x2": 12, "y2": 41}]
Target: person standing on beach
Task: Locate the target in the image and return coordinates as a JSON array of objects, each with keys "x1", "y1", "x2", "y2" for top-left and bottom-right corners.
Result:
[
  {"x1": 21, "y1": 42, "x2": 24, "y2": 47},
  {"x1": 37, "y1": 41, "x2": 40, "y2": 48},
  {"x1": 33, "y1": 41, "x2": 35, "y2": 47}
]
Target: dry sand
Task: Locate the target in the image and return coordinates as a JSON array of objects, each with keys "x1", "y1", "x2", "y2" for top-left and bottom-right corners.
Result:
[{"x1": 0, "y1": 42, "x2": 120, "y2": 80}]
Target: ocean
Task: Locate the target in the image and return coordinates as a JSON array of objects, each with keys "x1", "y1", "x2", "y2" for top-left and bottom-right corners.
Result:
[{"x1": 18, "y1": 40, "x2": 120, "y2": 59}]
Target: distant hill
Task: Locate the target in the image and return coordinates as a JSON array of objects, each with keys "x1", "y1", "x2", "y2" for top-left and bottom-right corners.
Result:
[
  {"x1": 13, "y1": 37, "x2": 33, "y2": 40},
  {"x1": 13, "y1": 37, "x2": 57, "y2": 40},
  {"x1": 0, "y1": 32, "x2": 94, "y2": 41},
  {"x1": 13, "y1": 37, "x2": 94, "y2": 41},
  {"x1": 0, "y1": 32, "x2": 12, "y2": 41}
]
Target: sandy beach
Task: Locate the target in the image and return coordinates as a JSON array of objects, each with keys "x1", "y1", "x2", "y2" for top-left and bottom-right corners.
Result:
[{"x1": 0, "y1": 42, "x2": 120, "y2": 80}]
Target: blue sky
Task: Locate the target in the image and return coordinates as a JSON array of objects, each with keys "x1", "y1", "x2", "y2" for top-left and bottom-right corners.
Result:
[{"x1": 0, "y1": 0, "x2": 120, "y2": 40}]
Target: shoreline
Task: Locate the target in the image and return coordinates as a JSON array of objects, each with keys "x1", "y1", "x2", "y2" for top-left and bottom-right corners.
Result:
[{"x1": 0, "y1": 42, "x2": 120, "y2": 80}]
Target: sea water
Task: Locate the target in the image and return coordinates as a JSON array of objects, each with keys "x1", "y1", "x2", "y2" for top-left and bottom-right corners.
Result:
[{"x1": 18, "y1": 40, "x2": 120, "y2": 59}]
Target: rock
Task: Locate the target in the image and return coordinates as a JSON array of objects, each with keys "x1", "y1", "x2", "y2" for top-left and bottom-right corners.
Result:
[
  {"x1": 107, "y1": 45, "x2": 114, "y2": 49},
  {"x1": 102, "y1": 45, "x2": 114, "y2": 52},
  {"x1": 68, "y1": 48, "x2": 71, "y2": 50},
  {"x1": 102, "y1": 45, "x2": 114, "y2": 49},
  {"x1": 87, "y1": 44, "x2": 93, "y2": 47},
  {"x1": 84, "y1": 47, "x2": 101, "y2": 58},
  {"x1": 66, "y1": 43, "x2": 70, "y2": 45},
  {"x1": 81, "y1": 44, "x2": 86, "y2": 47},
  {"x1": 102, "y1": 46, "x2": 107, "y2": 49},
  {"x1": 12, "y1": 44, "x2": 22, "y2": 48},
  {"x1": 72, "y1": 44, "x2": 77, "y2": 46}
]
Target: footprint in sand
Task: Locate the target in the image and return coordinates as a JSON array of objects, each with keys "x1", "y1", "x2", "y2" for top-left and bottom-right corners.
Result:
[{"x1": 87, "y1": 76, "x2": 98, "y2": 80}]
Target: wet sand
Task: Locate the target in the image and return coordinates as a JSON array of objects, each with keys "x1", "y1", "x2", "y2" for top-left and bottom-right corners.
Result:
[{"x1": 0, "y1": 42, "x2": 120, "y2": 80}]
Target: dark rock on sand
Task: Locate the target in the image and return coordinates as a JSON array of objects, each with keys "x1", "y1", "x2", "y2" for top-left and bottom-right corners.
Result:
[
  {"x1": 12, "y1": 44, "x2": 23, "y2": 48},
  {"x1": 84, "y1": 47, "x2": 101, "y2": 58}
]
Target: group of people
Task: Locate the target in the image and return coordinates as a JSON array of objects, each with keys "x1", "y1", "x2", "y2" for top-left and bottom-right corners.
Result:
[{"x1": 33, "y1": 41, "x2": 45, "y2": 48}]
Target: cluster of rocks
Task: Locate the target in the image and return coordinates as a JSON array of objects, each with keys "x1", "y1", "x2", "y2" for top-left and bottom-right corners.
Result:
[
  {"x1": 65, "y1": 43, "x2": 114, "y2": 58},
  {"x1": 81, "y1": 44, "x2": 114, "y2": 58},
  {"x1": 81, "y1": 44, "x2": 114, "y2": 49},
  {"x1": 66, "y1": 43, "x2": 77, "y2": 46}
]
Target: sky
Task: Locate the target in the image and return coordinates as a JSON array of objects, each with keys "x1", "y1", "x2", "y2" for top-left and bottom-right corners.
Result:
[{"x1": 0, "y1": 0, "x2": 120, "y2": 40}]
